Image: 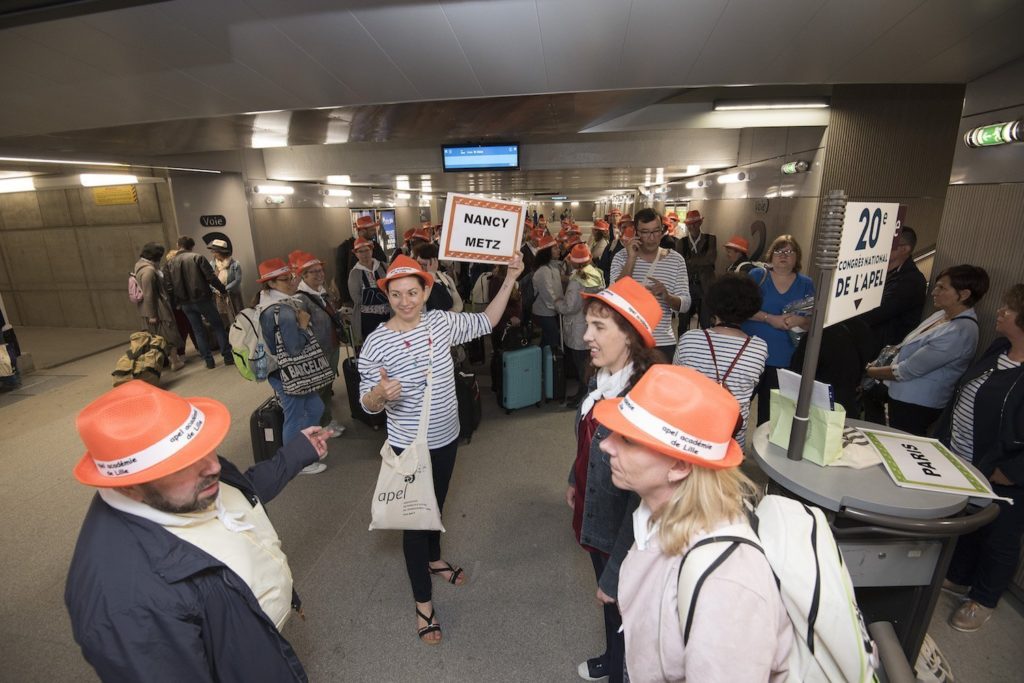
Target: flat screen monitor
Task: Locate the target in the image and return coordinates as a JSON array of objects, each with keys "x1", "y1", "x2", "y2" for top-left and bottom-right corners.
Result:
[{"x1": 442, "y1": 143, "x2": 519, "y2": 172}]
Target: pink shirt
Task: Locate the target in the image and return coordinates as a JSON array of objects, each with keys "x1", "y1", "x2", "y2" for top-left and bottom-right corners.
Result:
[{"x1": 617, "y1": 511, "x2": 793, "y2": 682}]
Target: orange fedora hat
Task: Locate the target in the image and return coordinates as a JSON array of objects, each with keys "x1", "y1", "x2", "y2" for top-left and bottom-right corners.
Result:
[
  {"x1": 568, "y1": 243, "x2": 592, "y2": 264},
  {"x1": 353, "y1": 237, "x2": 373, "y2": 252},
  {"x1": 377, "y1": 254, "x2": 434, "y2": 291},
  {"x1": 355, "y1": 215, "x2": 379, "y2": 230},
  {"x1": 582, "y1": 276, "x2": 662, "y2": 348},
  {"x1": 74, "y1": 381, "x2": 231, "y2": 487},
  {"x1": 595, "y1": 365, "x2": 743, "y2": 469},
  {"x1": 257, "y1": 257, "x2": 293, "y2": 283},
  {"x1": 593, "y1": 219, "x2": 610, "y2": 232},
  {"x1": 288, "y1": 249, "x2": 322, "y2": 275},
  {"x1": 724, "y1": 236, "x2": 749, "y2": 254}
]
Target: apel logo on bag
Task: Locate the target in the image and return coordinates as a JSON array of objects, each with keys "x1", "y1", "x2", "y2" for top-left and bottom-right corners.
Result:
[{"x1": 379, "y1": 475, "x2": 415, "y2": 505}]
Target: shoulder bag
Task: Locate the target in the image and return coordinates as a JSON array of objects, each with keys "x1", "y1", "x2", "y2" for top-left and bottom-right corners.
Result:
[
  {"x1": 272, "y1": 305, "x2": 335, "y2": 396},
  {"x1": 703, "y1": 330, "x2": 751, "y2": 396}
]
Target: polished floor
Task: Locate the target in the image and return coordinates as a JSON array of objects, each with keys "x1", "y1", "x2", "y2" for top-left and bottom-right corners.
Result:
[{"x1": 1, "y1": 328, "x2": 1022, "y2": 681}]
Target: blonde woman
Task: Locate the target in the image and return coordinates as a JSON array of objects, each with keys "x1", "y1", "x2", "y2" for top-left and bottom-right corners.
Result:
[{"x1": 596, "y1": 365, "x2": 792, "y2": 682}]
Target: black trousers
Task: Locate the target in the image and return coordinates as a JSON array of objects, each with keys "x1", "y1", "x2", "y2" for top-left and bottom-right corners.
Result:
[
  {"x1": 754, "y1": 366, "x2": 783, "y2": 426},
  {"x1": 402, "y1": 439, "x2": 459, "y2": 603},
  {"x1": 947, "y1": 485, "x2": 1024, "y2": 608},
  {"x1": 589, "y1": 551, "x2": 625, "y2": 683},
  {"x1": 887, "y1": 398, "x2": 942, "y2": 437}
]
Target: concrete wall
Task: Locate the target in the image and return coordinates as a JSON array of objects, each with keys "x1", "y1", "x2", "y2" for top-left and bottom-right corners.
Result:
[{"x1": 0, "y1": 182, "x2": 177, "y2": 330}]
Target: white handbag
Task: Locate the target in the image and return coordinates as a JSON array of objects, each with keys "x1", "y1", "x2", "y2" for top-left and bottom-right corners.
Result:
[{"x1": 368, "y1": 361, "x2": 445, "y2": 532}]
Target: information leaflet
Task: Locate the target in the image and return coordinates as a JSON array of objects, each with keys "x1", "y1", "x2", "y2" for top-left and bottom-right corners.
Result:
[
  {"x1": 439, "y1": 193, "x2": 526, "y2": 264},
  {"x1": 825, "y1": 201, "x2": 900, "y2": 327}
]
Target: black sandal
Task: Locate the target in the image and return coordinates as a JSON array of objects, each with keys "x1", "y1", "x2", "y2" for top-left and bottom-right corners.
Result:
[
  {"x1": 428, "y1": 561, "x2": 465, "y2": 585},
  {"x1": 416, "y1": 607, "x2": 442, "y2": 644}
]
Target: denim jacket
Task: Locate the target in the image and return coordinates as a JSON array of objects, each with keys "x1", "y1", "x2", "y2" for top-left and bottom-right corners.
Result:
[
  {"x1": 886, "y1": 309, "x2": 979, "y2": 409},
  {"x1": 569, "y1": 378, "x2": 640, "y2": 599}
]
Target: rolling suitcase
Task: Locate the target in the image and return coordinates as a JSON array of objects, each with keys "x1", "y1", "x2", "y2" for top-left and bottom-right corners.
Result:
[
  {"x1": 250, "y1": 395, "x2": 284, "y2": 463},
  {"x1": 543, "y1": 346, "x2": 566, "y2": 402},
  {"x1": 341, "y1": 318, "x2": 386, "y2": 431},
  {"x1": 501, "y1": 345, "x2": 542, "y2": 413},
  {"x1": 455, "y1": 370, "x2": 483, "y2": 443}
]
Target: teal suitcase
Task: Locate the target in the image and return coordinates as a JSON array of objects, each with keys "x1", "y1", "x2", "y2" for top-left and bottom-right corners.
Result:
[{"x1": 501, "y1": 346, "x2": 542, "y2": 413}]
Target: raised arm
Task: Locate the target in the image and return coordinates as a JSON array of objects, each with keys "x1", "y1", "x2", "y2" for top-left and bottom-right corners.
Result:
[{"x1": 484, "y1": 254, "x2": 524, "y2": 329}]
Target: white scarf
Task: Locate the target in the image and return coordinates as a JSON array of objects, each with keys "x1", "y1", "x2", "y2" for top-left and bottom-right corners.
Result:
[
  {"x1": 297, "y1": 279, "x2": 327, "y2": 297},
  {"x1": 580, "y1": 361, "x2": 634, "y2": 418},
  {"x1": 98, "y1": 486, "x2": 255, "y2": 533}
]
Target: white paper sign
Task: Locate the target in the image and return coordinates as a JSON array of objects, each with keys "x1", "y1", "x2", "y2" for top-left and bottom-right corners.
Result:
[
  {"x1": 439, "y1": 193, "x2": 527, "y2": 264},
  {"x1": 824, "y1": 202, "x2": 900, "y2": 327},
  {"x1": 860, "y1": 427, "x2": 1008, "y2": 501}
]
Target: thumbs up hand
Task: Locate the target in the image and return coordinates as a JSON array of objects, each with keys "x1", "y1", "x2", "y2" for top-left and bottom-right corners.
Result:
[{"x1": 377, "y1": 368, "x2": 402, "y2": 403}]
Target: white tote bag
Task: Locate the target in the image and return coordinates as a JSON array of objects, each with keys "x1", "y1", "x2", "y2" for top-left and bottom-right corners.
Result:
[{"x1": 369, "y1": 364, "x2": 445, "y2": 532}]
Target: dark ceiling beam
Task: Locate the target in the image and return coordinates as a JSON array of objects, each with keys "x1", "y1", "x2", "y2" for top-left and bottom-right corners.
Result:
[{"x1": 0, "y1": 0, "x2": 169, "y2": 30}]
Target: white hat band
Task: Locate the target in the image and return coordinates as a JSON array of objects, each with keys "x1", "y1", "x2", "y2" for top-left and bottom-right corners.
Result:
[
  {"x1": 387, "y1": 266, "x2": 420, "y2": 278},
  {"x1": 262, "y1": 265, "x2": 291, "y2": 280},
  {"x1": 300, "y1": 258, "x2": 321, "y2": 270},
  {"x1": 619, "y1": 395, "x2": 728, "y2": 462},
  {"x1": 595, "y1": 289, "x2": 653, "y2": 335},
  {"x1": 94, "y1": 405, "x2": 207, "y2": 478}
]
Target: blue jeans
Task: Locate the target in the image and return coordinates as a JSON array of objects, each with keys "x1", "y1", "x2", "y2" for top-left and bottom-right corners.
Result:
[
  {"x1": 947, "y1": 485, "x2": 1024, "y2": 608},
  {"x1": 268, "y1": 374, "x2": 324, "y2": 444},
  {"x1": 180, "y1": 298, "x2": 232, "y2": 363}
]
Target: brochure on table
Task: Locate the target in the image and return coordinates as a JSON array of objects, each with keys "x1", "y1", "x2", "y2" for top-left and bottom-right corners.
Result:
[
  {"x1": 777, "y1": 368, "x2": 835, "y2": 410},
  {"x1": 859, "y1": 426, "x2": 1010, "y2": 502},
  {"x1": 439, "y1": 192, "x2": 527, "y2": 264}
]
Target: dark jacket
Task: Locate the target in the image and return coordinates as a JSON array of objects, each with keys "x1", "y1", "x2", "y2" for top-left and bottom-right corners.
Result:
[
  {"x1": 167, "y1": 250, "x2": 227, "y2": 304},
  {"x1": 857, "y1": 259, "x2": 927, "y2": 355},
  {"x1": 677, "y1": 232, "x2": 717, "y2": 297},
  {"x1": 568, "y1": 378, "x2": 640, "y2": 599},
  {"x1": 335, "y1": 237, "x2": 387, "y2": 304},
  {"x1": 65, "y1": 439, "x2": 318, "y2": 682},
  {"x1": 935, "y1": 338, "x2": 1024, "y2": 489}
]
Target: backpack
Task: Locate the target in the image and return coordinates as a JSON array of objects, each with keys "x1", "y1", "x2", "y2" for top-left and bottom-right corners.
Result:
[
  {"x1": 228, "y1": 307, "x2": 275, "y2": 381},
  {"x1": 677, "y1": 495, "x2": 878, "y2": 683},
  {"x1": 470, "y1": 271, "x2": 493, "y2": 306},
  {"x1": 128, "y1": 272, "x2": 144, "y2": 304},
  {"x1": 112, "y1": 332, "x2": 169, "y2": 387}
]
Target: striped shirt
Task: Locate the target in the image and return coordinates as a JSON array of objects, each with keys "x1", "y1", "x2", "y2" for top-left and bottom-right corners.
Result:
[
  {"x1": 611, "y1": 248, "x2": 690, "y2": 347},
  {"x1": 949, "y1": 353, "x2": 1020, "y2": 461},
  {"x1": 359, "y1": 310, "x2": 491, "y2": 449},
  {"x1": 673, "y1": 329, "x2": 768, "y2": 448}
]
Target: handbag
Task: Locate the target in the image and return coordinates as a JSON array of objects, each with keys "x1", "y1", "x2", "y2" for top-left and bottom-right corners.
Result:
[
  {"x1": 369, "y1": 350, "x2": 445, "y2": 531},
  {"x1": 769, "y1": 389, "x2": 846, "y2": 466},
  {"x1": 0, "y1": 343, "x2": 14, "y2": 377},
  {"x1": 272, "y1": 306, "x2": 335, "y2": 396}
]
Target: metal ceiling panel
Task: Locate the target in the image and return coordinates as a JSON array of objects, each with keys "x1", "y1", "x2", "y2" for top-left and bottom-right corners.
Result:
[
  {"x1": 618, "y1": 0, "x2": 729, "y2": 87},
  {"x1": 15, "y1": 17, "x2": 169, "y2": 77},
  {"x1": 0, "y1": 30, "x2": 107, "y2": 85},
  {"x1": 909, "y1": 2, "x2": 1024, "y2": 84},
  {"x1": 536, "y1": 0, "x2": 633, "y2": 91},
  {"x1": 442, "y1": 0, "x2": 549, "y2": 95},
  {"x1": 350, "y1": 3, "x2": 483, "y2": 100}
]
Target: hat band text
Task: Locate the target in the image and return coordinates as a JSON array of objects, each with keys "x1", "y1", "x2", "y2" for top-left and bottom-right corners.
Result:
[
  {"x1": 596, "y1": 289, "x2": 653, "y2": 335},
  {"x1": 618, "y1": 395, "x2": 728, "y2": 462},
  {"x1": 94, "y1": 405, "x2": 207, "y2": 478}
]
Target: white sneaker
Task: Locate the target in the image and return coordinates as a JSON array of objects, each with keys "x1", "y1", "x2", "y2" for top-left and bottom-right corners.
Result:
[
  {"x1": 300, "y1": 462, "x2": 327, "y2": 475},
  {"x1": 324, "y1": 420, "x2": 346, "y2": 438}
]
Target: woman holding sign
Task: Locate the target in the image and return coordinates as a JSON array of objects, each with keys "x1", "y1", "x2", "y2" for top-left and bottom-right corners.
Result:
[
  {"x1": 935, "y1": 283, "x2": 1024, "y2": 632},
  {"x1": 358, "y1": 253, "x2": 523, "y2": 644}
]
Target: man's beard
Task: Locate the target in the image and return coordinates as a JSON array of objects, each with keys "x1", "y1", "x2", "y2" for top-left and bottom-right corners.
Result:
[{"x1": 139, "y1": 475, "x2": 220, "y2": 514}]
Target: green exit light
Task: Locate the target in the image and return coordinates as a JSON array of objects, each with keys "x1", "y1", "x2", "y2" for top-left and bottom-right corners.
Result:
[{"x1": 964, "y1": 121, "x2": 1022, "y2": 148}]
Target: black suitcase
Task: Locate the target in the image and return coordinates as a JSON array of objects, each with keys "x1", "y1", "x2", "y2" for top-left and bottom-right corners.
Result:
[
  {"x1": 455, "y1": 370, "x2": 482, "y2": 443},
  {"x1": 343, "y1": 356, "x2": 386, "y2": 430},
  {"x1": 250, "y1": 396, "x2": 284, "y2": 463},
  {"x1": 466, "y1": 336, "x2": 486, "y2": 365},
  {"x1": 543, "y1": 346, "x2": 566, "y2": 402}
]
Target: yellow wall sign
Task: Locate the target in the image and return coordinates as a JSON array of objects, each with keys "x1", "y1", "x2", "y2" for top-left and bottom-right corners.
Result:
[{"x1": 92, "y1": 185, "x2": 138, "y2": 206}]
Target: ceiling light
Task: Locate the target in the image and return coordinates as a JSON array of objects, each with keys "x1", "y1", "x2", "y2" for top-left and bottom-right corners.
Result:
[
  {"x1": 685, "y1": 165, "x2": 701, "y2": 175},
  {"x1": 80, "y1": 173, "x2": 138, "y2": 187},
  {"x1": 265, "y1": 195, "x2": 286, "y2": 205},
  {"x1": 571, "y1": 201, "x2": 579, "y2": 207},
  {"x1": 554, "y1": 201, "x2": 563, "y2": 207},
  {"x1": 373, "y1": 199, "x2": 382, "y2": 205},
  {"x1": 253, "y1": 184, "x2": 294, "y2": 195},
  {"x1": 685, "y1": 180, "x2": 701, "y2": 189},
  {"x1": 326, "y1": 175, "x2": 351, "y2": 185},
  {"x1": 0, "y1": 156, "x2": 127, "y2": 167},
  {"x1": 396, "y1": 192, "x2": 411, "y2": 199},
  {"x1": 714, "y1": 98, "x2": 830, "y2": 111},
  {"x1": 964, "y1": 120, "x2": 1022, "y2": 148},
  {"x1": 0, "y1": 177, "x2": 35, "y2": 193},
  {"x1": 324, "y1": 188, "x2": 352, "y2": 197},
  {"x1": 717, "y1": 172, "x2": 747, "y2": 184},
  {"x1": 781, "y1": 161, "x2": 810, "y2": 175}
]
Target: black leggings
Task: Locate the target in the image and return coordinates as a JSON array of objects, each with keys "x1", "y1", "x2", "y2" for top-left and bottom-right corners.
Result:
[
  {"x1": 402, "y1": 439, "x2": 459, "y2": 602},
  {"x1": 590, "y1": 552, "x2": 625, "y2": 683}
]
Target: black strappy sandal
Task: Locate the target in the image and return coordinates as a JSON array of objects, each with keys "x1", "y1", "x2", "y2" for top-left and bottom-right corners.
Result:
[
  {"x1": 416, "y1": 607, "x2": 442, "y2": 644},
  {"x1": 428, "y1": 561, "x2": 465, "y2": 585}
]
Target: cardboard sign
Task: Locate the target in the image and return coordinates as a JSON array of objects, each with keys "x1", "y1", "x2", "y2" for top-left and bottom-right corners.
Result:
[
  {"x1": 439, "y1": 193, "x2": 526, "y2": 264},
  {"x1": 860, "y1": 427, "x2": 1008, "y2": 501},
  {"x1": 824, "y1": 201, "x2": 900, "y2": 327},
  {"x1": 92, "y1": 185, "x2": 138, "y2": 206}
]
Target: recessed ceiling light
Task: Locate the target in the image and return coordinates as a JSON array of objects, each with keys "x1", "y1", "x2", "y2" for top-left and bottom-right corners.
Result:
[
  {"x1": 0, "y1": 156, "x2": 127, "y2": 167},
  {"x1": 80, "y1": 173, "x2": 138, "y2": 187},
  {"x1": 326, "y1": 175, "x2": 351, "y2": 185},
  {"x1": 253, "y1": 184, "x2": 294, "y2": 195},
  {"x1": 713, "y1": 98, "x2": 829, "y2": 111},
  {"x1": 324, "y1": 188, "x2": 352, "y2": 197},
  {"x1": 0, "y1": 177, "x2": 35, "y2": 193}
]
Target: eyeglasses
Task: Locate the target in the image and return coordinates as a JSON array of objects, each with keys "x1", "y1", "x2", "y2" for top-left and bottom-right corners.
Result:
[
  {"x1": 274, "y1": 274, "x2": 294, "y2": 282},
  {"x1": 637, "y1": 230, "x2": 663, "y2": 237},
  {"x1": 773, "y1": 248, "x2": 795, "y2": 256},
  {"x1": 304, "y1": 268, "x2": 325, "y2": 276}
]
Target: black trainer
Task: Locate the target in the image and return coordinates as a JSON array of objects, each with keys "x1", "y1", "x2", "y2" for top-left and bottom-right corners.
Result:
[{"x1": 577, "y1": 656, "x2": 609, "y2": 681}]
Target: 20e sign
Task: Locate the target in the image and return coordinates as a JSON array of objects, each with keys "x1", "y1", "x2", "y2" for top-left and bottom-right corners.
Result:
[{"x1": 856, "y1": 208, "x2": 886, "y2": 250}]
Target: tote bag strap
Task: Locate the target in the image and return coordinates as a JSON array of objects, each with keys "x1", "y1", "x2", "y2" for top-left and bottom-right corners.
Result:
[{"x1": 414, "y1": 337, "x2": 434, "y2": 442}]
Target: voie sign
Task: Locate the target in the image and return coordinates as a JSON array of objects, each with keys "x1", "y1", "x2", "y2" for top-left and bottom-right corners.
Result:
[
  {"x1": 439, "y1": 193, "x2": 526, "y2": 264},
  {"x1": 200, "y1": 215, "x2": 227, "y2": 227}
]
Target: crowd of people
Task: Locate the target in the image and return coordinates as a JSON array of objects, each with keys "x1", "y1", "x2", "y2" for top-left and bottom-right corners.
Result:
[{"x1": 62, "y1": 208, "x2": 1023, "y2": 681}]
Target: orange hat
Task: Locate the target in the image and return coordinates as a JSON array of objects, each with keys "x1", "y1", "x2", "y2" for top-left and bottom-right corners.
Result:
[
  {"x1": 620, "y1": 225, "x2": 636, "y2": 241},
  {"x1": 410, "y1": 228, "x2": 432, "y2": 243},
  {"x1": 620, "y1": 214, "x2": 634, "y2": 225},
  {"x1": 610, "y1": 208, "x2": 622, "y2": 216},
  {"x1": 662, "y1": 217, "x2": 674, "y2": 228},
  {"x1": 582, "y1": 276, "x2": 662, "y2": 348},
  {"x1": 257, "y1": 257, "x2": 293, "y2": 283},
  {"x1": 74, "y1": 381, "x2": 231, "y2": 487},
  {"x1": 377, "y1": 254, "x2": 434, "y2": 291},
  {"x1": 536, "y1": 234, "x2": 557, "y2": 252},
  {"x1": 595, "y1": 365, "x2": 743, "y2": 469},
  {"x1": 525, "y1": 218, "x2": 534, "y2": 230},
  {"x1": 568, "y1": 243, "x2": 591, "y2": 264},
  {"x1": 529, "y1": 227, "x2": 546, "y2": 241},
  {"x1": 666, "y1": 212, "x2": 680, "y2": 223},
  {"x1": 288, "y1": 249, "x2": 322, "y2": 275},
  {"x1": 556, "y1": 228, "x2": 568, "y2": 242},
  {"x1": 684, "y1": 209, "x2": 703, "y2": 225},
  {"x1": 564, "y1": 233, "x2": 582, "y2": 249},
  {"x1": 724, "y1": 236, "x2": 749, "y2": 254},
  {"x1": 403, "y1": 228, "x2": 416, "y2": 242},
  {"x1": 353, "y1": 237, "x2": 373, "y2": 252},
  {"x1": 593, "y1": 219, "x2": 610, "y2": 232},
  {"x1": 355, "y1": 215, "x2": 379, "y2": 230}
]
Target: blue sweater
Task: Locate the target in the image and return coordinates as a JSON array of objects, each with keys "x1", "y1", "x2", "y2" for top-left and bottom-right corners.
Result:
[{"x1": 741, "y1": 268, "x2": 814, "y2": 367}]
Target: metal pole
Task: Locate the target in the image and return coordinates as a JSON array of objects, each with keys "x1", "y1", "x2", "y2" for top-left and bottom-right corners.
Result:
[{"x1": 787, "y1": 190, "x2": 846, "y2": 461}]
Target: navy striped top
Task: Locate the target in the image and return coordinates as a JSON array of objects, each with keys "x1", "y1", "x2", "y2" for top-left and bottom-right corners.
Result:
[{"x1": 358, "y1": 310, "x2": 491, "y2": 449}]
